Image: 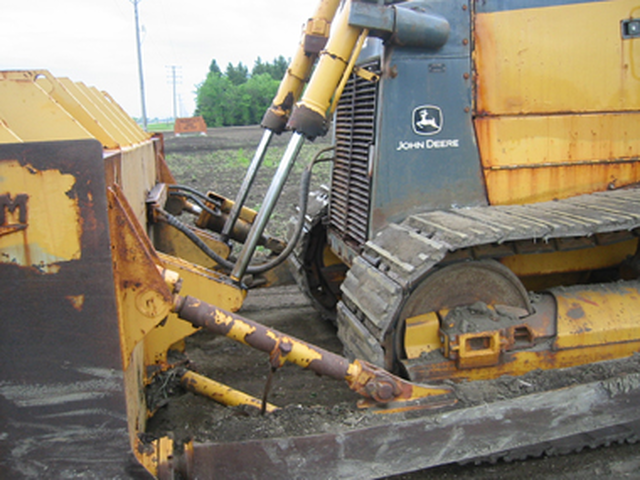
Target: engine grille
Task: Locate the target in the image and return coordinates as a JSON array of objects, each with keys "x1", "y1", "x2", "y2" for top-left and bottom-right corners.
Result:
[{"x1": 330, "y1": 62, "x2": 380, "y2": 248}]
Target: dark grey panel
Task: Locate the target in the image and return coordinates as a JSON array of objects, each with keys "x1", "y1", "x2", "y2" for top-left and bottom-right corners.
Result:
[{"x1": 370, "y1": 50, "x2": 487, "y2": 235}]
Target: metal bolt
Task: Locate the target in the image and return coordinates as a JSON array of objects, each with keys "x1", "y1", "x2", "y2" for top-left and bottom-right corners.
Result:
[
  {"x1": 136, "y1": 289, "x2": 166, "y2": 318},
  {"x1": 279, "y1": 340, "x2": 293, "y2": 355},
  {"x1": 376, "y1": 381, "x2": 395, "y2": 401},
  {"x1": 367, "y1": 379, "x2": 396, "y2": 402}
]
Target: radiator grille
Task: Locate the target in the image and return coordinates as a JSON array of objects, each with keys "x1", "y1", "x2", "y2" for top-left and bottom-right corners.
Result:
[{"x1": 330, "y1": 62, "x2": 379, "y2": 248}]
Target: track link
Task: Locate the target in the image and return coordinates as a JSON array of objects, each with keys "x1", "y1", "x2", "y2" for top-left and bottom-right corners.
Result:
[
  {"x1": 467, "y1": 419, "x2": 640, "y2": 465},
  {"x1": 337, "y1": 187, "x2": 640, "y2": 366}
]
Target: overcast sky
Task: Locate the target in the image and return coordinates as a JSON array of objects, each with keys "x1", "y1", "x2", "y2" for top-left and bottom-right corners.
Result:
[{"x1": 3, "y1": 0, "x2": 318, "y2": 120}]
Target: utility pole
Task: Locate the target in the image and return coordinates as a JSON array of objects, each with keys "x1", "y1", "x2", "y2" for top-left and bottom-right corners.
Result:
[
  {"x1": 131, "y1": 0, "x2": 148, "y2": 130},
  {"x1": 166, "y1": 65, "x2": 182, "y2": 121}
]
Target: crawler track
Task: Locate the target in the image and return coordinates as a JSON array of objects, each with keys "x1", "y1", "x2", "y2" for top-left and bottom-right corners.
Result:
[
  {"x1": 327, "y1": 187, "x2": 640, "y2": 469},
  {"x1": 337, "y1": 187, "x2": 640, "y2": 368}
]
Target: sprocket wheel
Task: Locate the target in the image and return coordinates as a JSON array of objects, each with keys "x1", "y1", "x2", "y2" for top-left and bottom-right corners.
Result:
[
  {"x1": 289, "y1": 191, "x2": 347, "y2": 322},
  {"x1": 391, "y1": 259, "x2": 532, "y2": 374}
]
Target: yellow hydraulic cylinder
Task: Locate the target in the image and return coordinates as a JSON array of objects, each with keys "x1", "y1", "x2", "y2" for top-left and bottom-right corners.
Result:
[
  {"x1": 261, "y1": 0, "x2": 341, "y2": 133},
  {"x1": 181, "y1": 370, "x2": 278, "y2": 413},
  {"x1": 288, "y1": 0, "x2": 366, "y2": 138}
]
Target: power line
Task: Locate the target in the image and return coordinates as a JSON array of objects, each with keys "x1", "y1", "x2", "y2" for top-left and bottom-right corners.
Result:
[
  {"x1": 130, "y1": 0, "x2": 148, "y2": 130},
  {"x1": 166, "y1": 65, "x2": 182, "y2": 121}
]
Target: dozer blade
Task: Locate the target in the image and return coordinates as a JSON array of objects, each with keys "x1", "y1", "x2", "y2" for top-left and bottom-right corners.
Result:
[
  {"x1": 0, "y1": 140, "x2": 146, "y2": 477},
  {"x1": 165, "y1": 369, "x2": 640, "y2": 479}
]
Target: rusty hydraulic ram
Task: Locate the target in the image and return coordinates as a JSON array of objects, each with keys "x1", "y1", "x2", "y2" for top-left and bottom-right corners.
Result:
[{"x1": 172, "y1": 295, "x2": 454, "y2": 408}]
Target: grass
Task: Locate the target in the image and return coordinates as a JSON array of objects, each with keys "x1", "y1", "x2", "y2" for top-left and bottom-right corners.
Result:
[{"x1": 147, "y1": 122, "x2": 175, "y2": 132}]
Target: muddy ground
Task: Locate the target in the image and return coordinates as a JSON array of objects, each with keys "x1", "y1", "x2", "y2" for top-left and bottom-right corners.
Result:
[{"x1": 155, "y1": 127, "x2": 640, "y2": 479}]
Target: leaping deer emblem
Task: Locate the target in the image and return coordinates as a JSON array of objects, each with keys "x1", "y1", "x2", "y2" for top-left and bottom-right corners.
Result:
[{"x1": 415, "y1": 109, "x2": 440, "y2": 131}]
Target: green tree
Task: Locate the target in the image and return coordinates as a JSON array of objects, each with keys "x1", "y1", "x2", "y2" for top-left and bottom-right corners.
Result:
[
  {"x1": 252, "y1": 57, "x2": 268, "y2": 77},
  {"x1": 196, "y1": 57, "x2": 290, "y2": 126},
  {"x1": 238, "y1": 73, "x2": 280, "y2": 124},
  {"x1": 269, "y1": 55, "x2": 288, "y2": 80},
  {"x1": 195, "y1": 71, "x2": 236, "y2": 127},
  {"x1": 208, "y1": 59, "x2": 222, "y2": 75},
  {"x1": 252, "y1": 56, "x2": 287, "y2": 80},
  {"x1": 225, "y1": 62, "x2": 248, "y2": 86}
]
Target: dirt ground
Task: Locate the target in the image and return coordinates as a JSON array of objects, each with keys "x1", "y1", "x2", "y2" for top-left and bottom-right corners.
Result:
[{"x1": 154, "y1": 127, "x2": 640, "y2": 479}]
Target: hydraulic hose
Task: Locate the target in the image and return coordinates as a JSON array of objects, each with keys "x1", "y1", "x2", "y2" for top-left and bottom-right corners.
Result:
[
  {"x1": 168, "y1": 191, "x2": 220, "y2": 219},
  {"x1": 157, "y1": 146, "x2": 335, "y2": 277},
  {"x1": 168, "y1": 184, "x2": 220, "y2": 205}
]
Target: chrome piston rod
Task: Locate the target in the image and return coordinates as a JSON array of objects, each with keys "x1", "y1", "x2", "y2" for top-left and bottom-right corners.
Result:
[
  {"x1": 221, "y1": 129, "x2": 273, "y2": 240},
  {"x1": 230, "y1": 132, "x2": 305, "y2": 281}
]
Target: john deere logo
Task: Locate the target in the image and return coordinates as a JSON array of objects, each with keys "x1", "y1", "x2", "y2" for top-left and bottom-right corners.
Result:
[{"x1": 412, "y1": 105, "x2": 443, "y2": 136}]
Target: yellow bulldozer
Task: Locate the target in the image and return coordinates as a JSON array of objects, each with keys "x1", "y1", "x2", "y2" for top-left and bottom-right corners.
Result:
[{"x1": 2, "y1": 0, "x2": 640, "y2": 478}]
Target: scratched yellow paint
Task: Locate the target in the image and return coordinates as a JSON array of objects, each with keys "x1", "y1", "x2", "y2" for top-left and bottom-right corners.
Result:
[
  {"x1": 288, "y1": 340, "x2": 323, "y2": 367},
  {"x1": 475, "y1": 0, "x2": 640, "y2": 115},
  {"x1": 474, "y1": 1, "x2": 640, "y2": 205},
  {"x1": 555, "y1": 282, "x2": 640, "y2": 349},
  {"x1": 0, "y1": 160, "x2": 81, "y2": 272}
]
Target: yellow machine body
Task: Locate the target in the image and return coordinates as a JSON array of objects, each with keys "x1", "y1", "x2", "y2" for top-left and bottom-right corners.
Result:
[
  {"x1": 470, "y1": 0, "x2": 640, "y2": 288},
  {"x1": 475, "y1": 0, "x2": 640, "y2": 206},
  {"x1": 3, "y1": 0, "x2": 640, "y2": 478}
]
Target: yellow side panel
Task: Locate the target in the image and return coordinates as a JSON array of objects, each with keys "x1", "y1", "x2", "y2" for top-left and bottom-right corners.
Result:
[
  {"x1": 475, "y1": 0, "x2": 640, "y2": 115},
  {"x1": 477, "y1": 112, "x2": 640, "y2": 203},
  {"x1": 478, "y1": 117, "x2": 639, "y2": 204},
  {"x1": 484, "y1": 162, "x2": 640, "y2": 204},
  {"x1": 555, "y1": 282, "x2": 640, "y2": 349},
  {"x1": 477, "y1": 112, "x2": 640, "y2": 169}
]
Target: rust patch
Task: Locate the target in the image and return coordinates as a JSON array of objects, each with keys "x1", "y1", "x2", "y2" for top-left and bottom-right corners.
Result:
[
  {"x1": 66, "y1": 294, "x2": 85, "y2": 312},
  {"x1": 566, "y1": 303, "x2": 586, "y2": 320}
]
